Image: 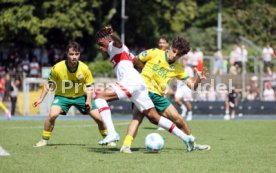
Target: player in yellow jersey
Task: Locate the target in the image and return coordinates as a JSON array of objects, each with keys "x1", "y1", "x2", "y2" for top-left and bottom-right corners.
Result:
[
  {"x1": 33, "y1": 41, "x2": 107, "y2": 147},
  {"x1": 0, "y1": 101, "x2": 11, "y2": 120},
  {"x1": 120, "y1": 37, "x2": 210, "y2": 153}
]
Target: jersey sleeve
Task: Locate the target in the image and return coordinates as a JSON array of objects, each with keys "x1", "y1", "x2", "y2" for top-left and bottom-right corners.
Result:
[
  {"x1": 177, "y1": 68, "x2": 189, "y2": 81},
  {"x1": 137, "y1": 49, "x2": 156, "y2": 63},
  {"x1": 48, "y1": 66, "x2": 58, "y2": 83}
]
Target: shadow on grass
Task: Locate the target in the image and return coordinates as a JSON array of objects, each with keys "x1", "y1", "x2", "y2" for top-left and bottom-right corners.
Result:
[
  {"x1": 143, "y1": 127, "x2": 158, "y2": 130},
  {"x1": 47, "y1": 143, "x2": 86, "y2": 147},
  {"x1": 85, "y1": 147, "x2": 145, "y2": 154}
]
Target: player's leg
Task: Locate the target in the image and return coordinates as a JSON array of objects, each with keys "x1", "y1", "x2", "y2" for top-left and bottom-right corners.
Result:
[
  {"x1": 34, "y1": 105, "x2": 63, "y2": 147},
  {"x1": 96, "y1": 83, "x2": 130, "y2": 145},
  {"x1": 161, "y1": 104, "x2": 191, "y2": 135},
  {"x1": 120, "y1": 106, "x2": 145, "y2": 153}
]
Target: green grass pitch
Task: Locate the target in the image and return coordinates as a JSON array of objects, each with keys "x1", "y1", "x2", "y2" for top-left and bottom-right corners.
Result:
[{"x1": 0, "y1": 119, "x2": 276, "y2": 173}]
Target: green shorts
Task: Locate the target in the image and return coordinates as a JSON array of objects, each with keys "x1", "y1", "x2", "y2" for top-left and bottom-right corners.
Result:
[
  {"x1": 51, "y1": 95, "x2": 97, "y2": 115},
  {"x1": 148, "y1": 92, "x2": 171, "y2": 112}
]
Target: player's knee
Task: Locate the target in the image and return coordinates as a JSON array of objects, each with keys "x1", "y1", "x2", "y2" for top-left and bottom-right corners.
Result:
[{"x1": 95, "y1": 98, "x2": 108, "y2": 108}]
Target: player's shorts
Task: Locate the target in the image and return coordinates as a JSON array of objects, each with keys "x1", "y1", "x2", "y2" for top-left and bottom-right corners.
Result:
[
  {"x1": 174, "y1": 85, "x2": 193, "y2": 101},
  {"x1": 148, "y1": 92, "x2": 171, "y2": 112},
  {"x1": 51, "y1": 95, "x2": 97, "y2": 115},
  {"x1": 111, "y1": 81, "x2": 154, "y2": 112}
]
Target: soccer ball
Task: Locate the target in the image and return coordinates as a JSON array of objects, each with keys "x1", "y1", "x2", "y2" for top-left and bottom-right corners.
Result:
[{"x1": 145, "y1": 133, "x2": 164, "y2": 152}]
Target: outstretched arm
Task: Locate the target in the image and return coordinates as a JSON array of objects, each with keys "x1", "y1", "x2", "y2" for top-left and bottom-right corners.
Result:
[
  {"x1": 185, "y1": 68, "x2": 207, "y2": 91},
  {"x1": 105, "y1": 26, "x2": 122, "y2": 48}
]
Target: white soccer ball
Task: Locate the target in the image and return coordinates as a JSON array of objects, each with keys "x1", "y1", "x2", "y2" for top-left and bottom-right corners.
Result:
[{"x1": 145, "y1": 133, "x2": 164, "y2": 152}]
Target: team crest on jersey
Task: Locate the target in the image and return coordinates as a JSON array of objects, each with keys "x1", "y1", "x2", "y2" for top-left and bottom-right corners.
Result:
[
  {"x1": 142, "y1": 51, "x2": 147, "y2": 57},
  {"x1": 170, "y1": 64, "x2": 175, "y2": 70},
  {"x1": 77, "y1": 74, "x2": 83, "y2": 79}
]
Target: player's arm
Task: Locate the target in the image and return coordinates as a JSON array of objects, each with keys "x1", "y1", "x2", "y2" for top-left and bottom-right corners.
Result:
[
  {"x1": 33, "y1": 81, "x2": 50, "y2": 107},
  {"x1": 185, "y1": 68, "x2": 207, "y2": 91},
  {"x1": 84, "y1": 68, "x2": 95, "y2": 111},
  {"x1": 133, "y1": 49, "x2": 154, "y2": 70}
]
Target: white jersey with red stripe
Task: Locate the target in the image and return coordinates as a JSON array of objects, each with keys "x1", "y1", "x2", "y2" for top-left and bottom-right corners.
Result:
[
  {"x1": 107, "y1": 41, "x2": 154, "y2": 112},
  {"x1": 108, "y1": 42, "x2": 140, "y2": 82}
]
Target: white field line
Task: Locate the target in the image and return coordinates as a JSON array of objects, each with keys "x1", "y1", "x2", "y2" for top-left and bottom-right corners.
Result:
[
  {"x1": 0, "y1": 146, "x2": 10, "y2": 156},
  {"x1": 0, "y1": 122, "x2": 130, "y2": 130}
]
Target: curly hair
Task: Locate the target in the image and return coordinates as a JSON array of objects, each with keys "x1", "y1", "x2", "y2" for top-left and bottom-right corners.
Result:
[
  {"x1": 172, "y1": 37, "x2": 190, "y2": 56},
  {"x1": 95, "y1": 26, "x2": 113, "y2": 41}
]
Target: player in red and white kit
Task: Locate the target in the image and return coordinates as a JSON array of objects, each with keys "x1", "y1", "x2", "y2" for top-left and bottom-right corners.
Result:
[{"x1": 94, "y1": 26, "x2": 195, "y2": 152}]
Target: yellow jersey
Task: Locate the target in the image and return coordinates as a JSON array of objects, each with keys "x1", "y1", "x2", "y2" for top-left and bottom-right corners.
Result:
[
  {"x1": 48, "y1": 60, "x2": 93, "y2": 98},
  {"x1": 137, "y1": 48, "x2": 189, "y2": 96}
]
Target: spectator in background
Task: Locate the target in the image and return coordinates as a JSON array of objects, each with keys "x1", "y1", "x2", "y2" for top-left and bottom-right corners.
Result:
[
  {"x1": 262, "y1": 44, "x2": 274, "y2": 75},
  {"x1": 30, "y1": 55, "x2": 41, "y2": 90},
  {"x1": 207, "y1": 86, "x2": 216, "y2": 101},
  {"x1": 233, "y1": 45, "x2": 243, "y2": 74},
  {"x1": 249, "y1": 76, "x2": 260, "y2": 100},
  {"x1": 10, "y1": 79, "x2": 20, "y2": 115},
  {"x1": 263, "y1": 81, "x2": 275, "y2": 101},
  {"x1": 195, "y1": 47, "x2": 204, "y2": 71},
  {"x1": 0, "y1": 75, "x2": 5, "y2": 101},
  {"x1": 187, "y1": 48, "x2": 197, "y2": 68},
  {"x1": 30, "y1": 55, "x2": 40, "y2": 78},
  {"x1": 213, "y1": 49, "x2": 224, "y2": 75},
  {"x1": 229, "y1": 45, "x2": 238, "y2": 75},
  {"x1": 158, "y1": 36, "x2": 169, "y2": 51},
  {"x1": 3, "y1": 74, "x2": 11, "y2": 101},
  {"x1": 240, "y1": 44, "x2": 248, "y2": 73}
]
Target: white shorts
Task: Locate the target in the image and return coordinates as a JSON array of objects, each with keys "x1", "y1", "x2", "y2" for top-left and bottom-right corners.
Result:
[
  {"x1": 111, "y1": 81, "x2": 154, "y2": 112},
  {"x1": 175, "y1": 85, "x2": 193, "y2": 101}
]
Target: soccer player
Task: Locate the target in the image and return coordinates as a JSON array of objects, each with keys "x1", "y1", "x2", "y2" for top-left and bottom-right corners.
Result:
[
  {"x1": 120, "y1": 37, "x2": 210, "y2": 153},
  {"x1": 95, "y1": 26, "x2": 195, "y2": 151},
  {"x1": 33, "y1": 41, "x2": 107, "y2": 147},
  {"x1": 0, "y1": 101, "x2": 11, "y2": 119},
  {"x1": 158, "y1": 36, "x2": 169, "y2": 51},
  {"x1": 175, "y1": 57, "x2": 194, "y2": 121}
]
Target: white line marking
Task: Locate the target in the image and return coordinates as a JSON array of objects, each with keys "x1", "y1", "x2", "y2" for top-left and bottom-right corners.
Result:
[{"x1": 0, "y1": 146, "x2": 10, "y2": 156}]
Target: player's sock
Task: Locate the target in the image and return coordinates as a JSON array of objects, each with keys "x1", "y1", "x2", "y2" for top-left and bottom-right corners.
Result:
[
  {"x1": 42, "y1": 130, "x2": 51, "y2": 140},
  {"x1": 158, "y1": 117, "x2": 191, "y2": 141},
  {"x1": 95, "y1": 98, "x2": 116, "y2": 134},
  {"x1": 187, "y1": 111, "x2": 192, "y2": 117},
  {"x1": 225, "y1": 110, "x2": 229, "y2": 115},
  {"x1": 100, "y1": 129, "x2": 108, "y2": 137},
  {"x1": 122, "y1": 135, "x2": 134, "y2": 148}
]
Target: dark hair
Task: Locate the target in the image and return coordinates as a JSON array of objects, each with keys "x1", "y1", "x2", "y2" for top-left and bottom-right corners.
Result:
[
  {"x1": 159, "y1": 35, "x2": 169, "y2": 43},
  {"x1": 95, "y1": 27, "x2": 111, "y2": 41},
  {"x1": 172, "y1": 37, "x2": 190, "y2": 56},
  {"x1": 66, "y1": 41, "x2": 80, "y2": 52}
]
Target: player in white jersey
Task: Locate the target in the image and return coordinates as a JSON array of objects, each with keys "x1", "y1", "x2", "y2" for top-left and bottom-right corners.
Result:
[
  {"x1": 95, "y1": 26, "x2": 196, "y2": 152},
  {"x1": 175, "y1": 57, "x2": 194, "y2": 121}
]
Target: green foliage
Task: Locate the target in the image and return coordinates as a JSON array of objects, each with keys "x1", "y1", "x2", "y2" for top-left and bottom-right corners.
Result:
[
  {"x1": 0, "y1": 0, "x2": 100, "y2": 46},
  {"x1": 0, "y1": 0, "x2": 276, "y2": 59},
  {"x1": 87, "y1": 60, "x2": 114, "y2": 77}
]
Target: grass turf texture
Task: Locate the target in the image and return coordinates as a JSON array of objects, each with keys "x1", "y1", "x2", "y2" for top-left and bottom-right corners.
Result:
[{"x1": 0, "y1": 119, "x2": 276, "y2": 173}]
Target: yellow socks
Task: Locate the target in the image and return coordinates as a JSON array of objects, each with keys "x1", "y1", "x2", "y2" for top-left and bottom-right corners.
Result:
[
  {"x1": 123, "y1": 135, "x2": 134, "y2": 147},
  {"x1": 42, "y1": 130, "x2": 51, "y2": 140},
  {"x1": 100, "y1": 129, "x2": 108, "y2": 137}
]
